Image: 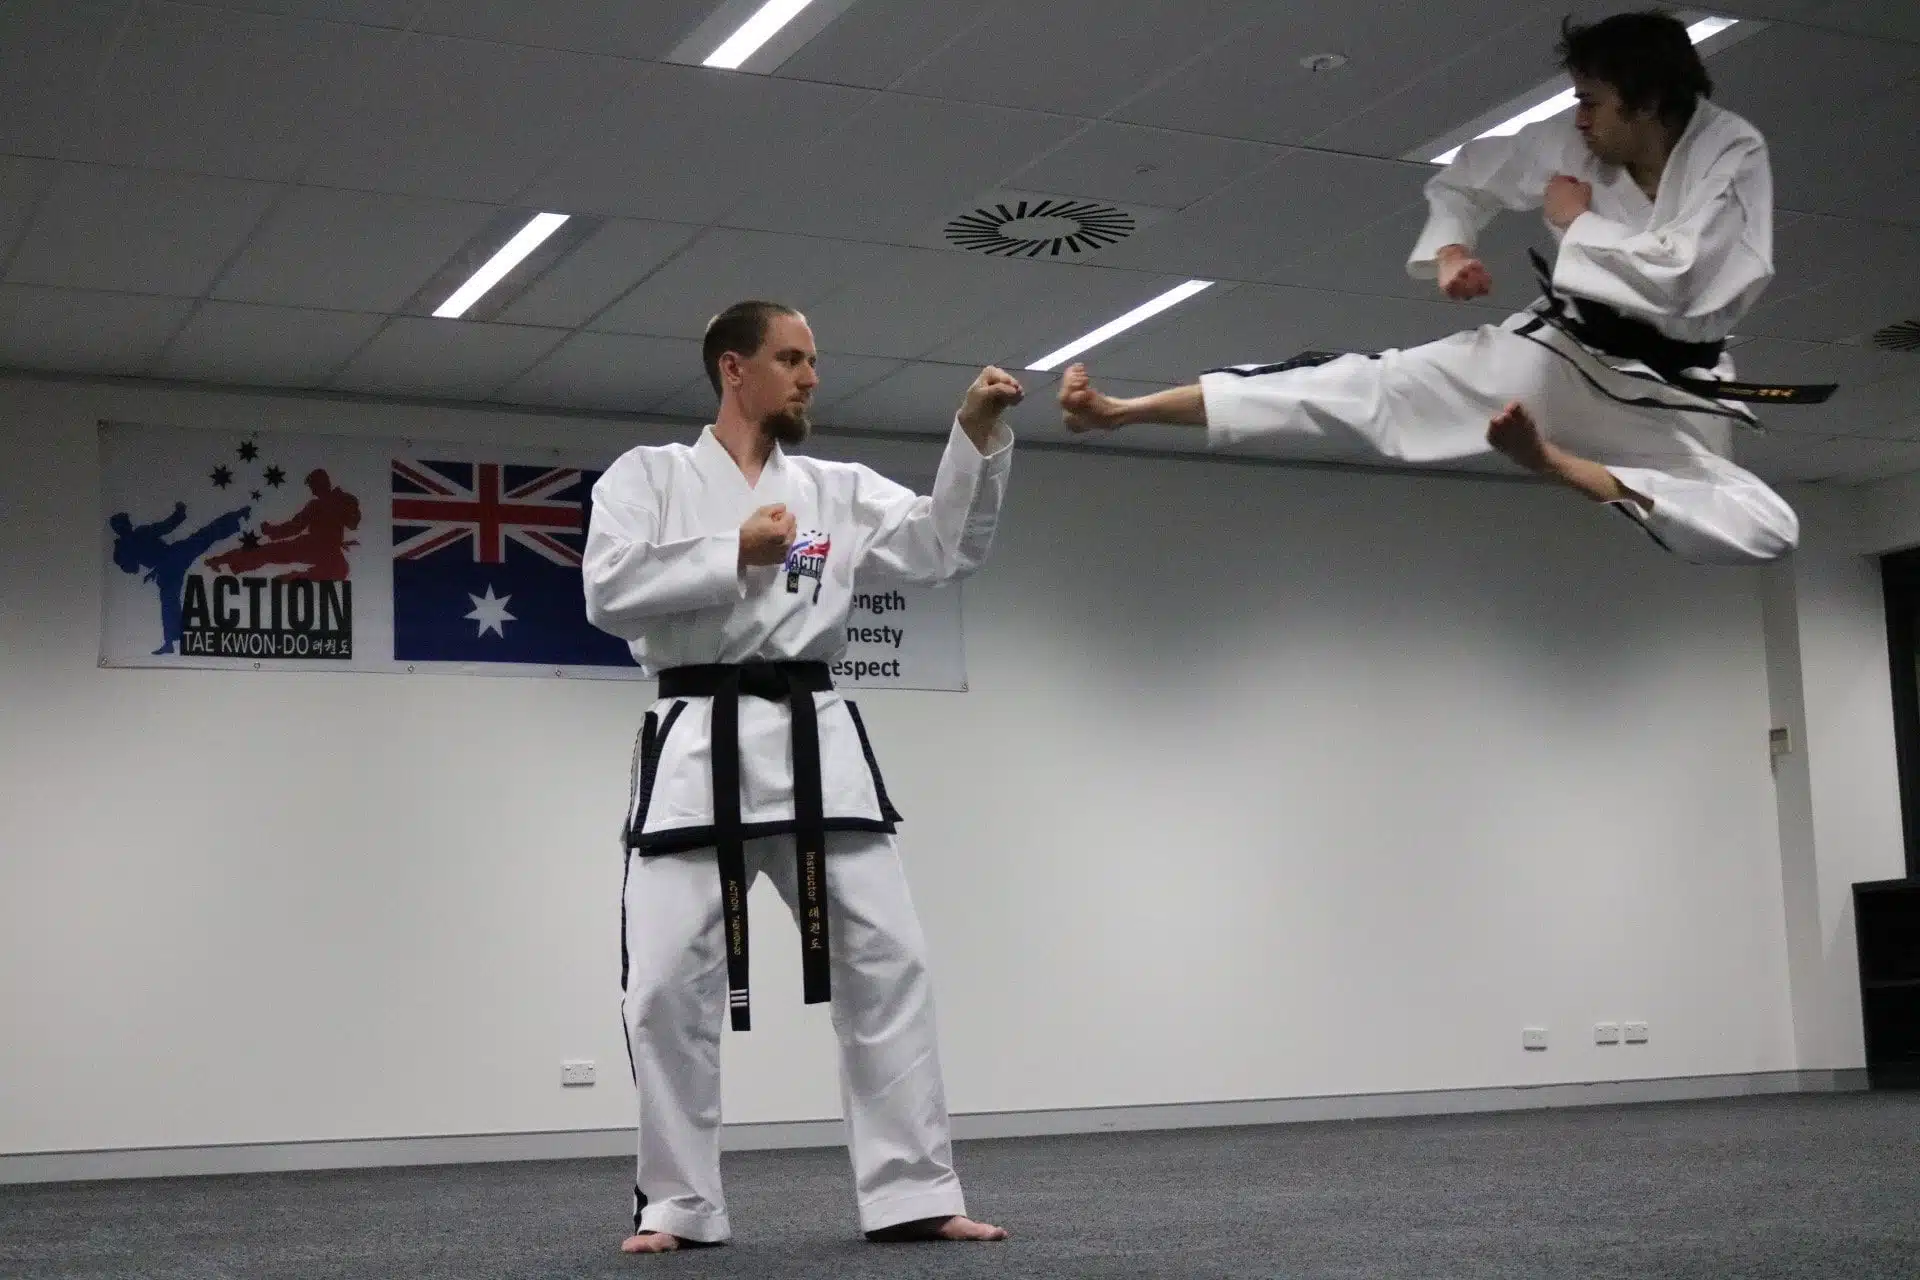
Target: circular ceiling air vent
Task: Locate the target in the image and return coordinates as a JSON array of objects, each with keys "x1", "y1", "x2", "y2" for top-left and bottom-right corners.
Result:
[
  {"x1": 944, "y1": 199, "x2": 1136, "y2": 258},
  {"x1": 1871, "y1": 319, "x2": 1920, "y2": 353}
]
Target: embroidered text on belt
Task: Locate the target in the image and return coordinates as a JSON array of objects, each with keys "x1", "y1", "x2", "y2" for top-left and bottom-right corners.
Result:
[{"x1": 657, "y1": 661, "x2": 834, "y2": 1032}]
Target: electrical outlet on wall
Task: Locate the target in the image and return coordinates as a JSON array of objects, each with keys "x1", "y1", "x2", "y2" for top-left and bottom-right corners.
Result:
[
  {"x1": 1522, "y1": 1027, "x2": 1549, "y2": 1051},
  {"x1": 1595, "y1": 1022, "x2": 1622, "y2": 1044},
  {"x1": 1623, "y1": 1022, "x2": 1649, "y2": 1044},
  {"x1": 561, "y1": 1060, "x2": 596, "y2": 1086}
]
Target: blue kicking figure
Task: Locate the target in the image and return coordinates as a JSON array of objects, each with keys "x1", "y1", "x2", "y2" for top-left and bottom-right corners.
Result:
[{"x1": 109, "y1": 501, "x2": 250, "y2": 654}]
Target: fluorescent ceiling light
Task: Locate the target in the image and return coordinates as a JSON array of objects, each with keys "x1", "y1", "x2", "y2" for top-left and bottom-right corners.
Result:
[
  {"x1": 1429, "y1": 16, "x2": 1739, "y2": 164},
  {"x1": 433, "y1": 212, "x2": 569, "y2": 319},
  {"x1": 703, "y1": 0, "x2": 817, "y2": 70},
  {"x1": 1025, "y1": 281, "x2": 1214, "y2": 372}
]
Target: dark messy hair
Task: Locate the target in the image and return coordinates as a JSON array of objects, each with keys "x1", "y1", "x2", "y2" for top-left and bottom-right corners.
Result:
[
  {"x1": 701, "y1": 300, "x2": 801, "y2": 399},
  {"x1": 1558, "y1": 10, "x2": 1713, "y2": 129}
]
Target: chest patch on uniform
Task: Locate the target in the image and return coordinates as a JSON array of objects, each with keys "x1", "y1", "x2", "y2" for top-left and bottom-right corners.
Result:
[{"x1": 784, "y1": 532, "x2": 830, "y2": 601}]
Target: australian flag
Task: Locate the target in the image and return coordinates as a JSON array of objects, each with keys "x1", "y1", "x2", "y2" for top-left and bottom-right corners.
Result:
[{"x1": 390, "y1": 458, "x2": 636, "y2": 667}]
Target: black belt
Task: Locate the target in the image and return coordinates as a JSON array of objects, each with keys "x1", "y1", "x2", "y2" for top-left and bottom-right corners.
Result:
[
  {"x1": 656, "y1": 661, "x2": 833, "y2": 1031},
  {"x1": 1527, "y1": 249, "x2": 1835, "y2": 405}
]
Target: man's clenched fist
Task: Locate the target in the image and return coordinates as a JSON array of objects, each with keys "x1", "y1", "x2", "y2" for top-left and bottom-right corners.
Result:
[{"x1": 739, "y1": 503, "x2": 797, "y2": 568}]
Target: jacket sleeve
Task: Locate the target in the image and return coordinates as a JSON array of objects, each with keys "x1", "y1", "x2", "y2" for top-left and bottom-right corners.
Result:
[{"x1": 581, "y1": 457, "x2": 744, "y2": 639}]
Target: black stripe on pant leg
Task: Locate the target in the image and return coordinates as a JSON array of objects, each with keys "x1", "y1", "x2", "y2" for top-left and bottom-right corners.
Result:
[
  {"x1": 621, "y1": 713, "x2": 657, "y2": 992},
  {"x1": 844, "y1": 701, "x2": 902, "y2": 824},
  {"x1": 1201, "y1": 350, "x2": 1358, "y2": 378},
  {"x1": 1611, "y1": 501, "x2": 1676, "y2": 553}
]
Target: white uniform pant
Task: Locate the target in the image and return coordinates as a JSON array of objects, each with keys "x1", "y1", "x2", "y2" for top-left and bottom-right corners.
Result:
[
  {"x1": 1199, "y1": 315, "x2": 1799, "y2": 565},
  {"x1": 622, "y1": 831, "x2": 965, "y2": 1241}
]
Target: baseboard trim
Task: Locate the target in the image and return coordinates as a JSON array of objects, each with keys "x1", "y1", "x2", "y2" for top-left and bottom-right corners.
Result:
[{"x1": 0, "y1": 1069, "x2": 1869, "y2": 1185}]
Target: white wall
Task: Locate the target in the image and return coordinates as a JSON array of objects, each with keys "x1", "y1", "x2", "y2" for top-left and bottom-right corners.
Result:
[
  {"x1": 0, "y1": 374, "x2": 1808, "y2": 1157},
  {"x1": 1763, "y1": 486, "x2": 1908, "y2": 1068}
]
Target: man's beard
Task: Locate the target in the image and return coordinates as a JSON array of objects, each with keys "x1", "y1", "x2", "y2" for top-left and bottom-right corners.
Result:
[{"x1": 761, "y1": 406, "x2": 811, "y2": 445}]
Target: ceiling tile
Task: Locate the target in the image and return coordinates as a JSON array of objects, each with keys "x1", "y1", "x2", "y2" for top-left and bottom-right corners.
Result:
[
  {"x1": 0, "y1": 2, "x2": 136, "y2": 157},
  {"x1": 0, "y1": 284, "x2": 194, "y2": 375},
  {"x1": 1736, "y1": 430, "x2": 1920, "y2": 484},
  {"x1": 1092, "y1": 150, "x2": 1431, "y2": 284},
  {"x1": 521, "y1": 63, "x2": 874, "y2": 224},
  {"x1": 77, "y1": 2, "x2": 383, "y2": 182},
  {"x1": 820, "y1": 361, "x2": 998, "y2": 435},
  {"x1": 411, "y1": 0, "x2": 713, "y2": 59},
  {"x1": 1113, "y1": 0, "x2": 1552, "y2": 154},
  {"x1": 893, "y1": 0, "x2": 1267, "y2": 118},
  {"x1": 330, "y1": 317, "x2": 566, "y2": 399},
  {"x1": 719, "y1": 96, "x2": 1086, "y2": 243},
  {"x1": 191, "y1": 2, "x2": 431, "y2": 25},
  {"x1": 1303, "y1": 4, "x2": 1577, "y2": 159},
  {"x1": 5, "y1": 165, "x2": 280, "y2": 296},
  {"x1": 156, "y1": 301, "x2": 386, "y2": 387},
  {"x1": 1006, "y1": 123, "x2": 1285, "y2": 213},
  {"x1": 1715, "y1": 0, "x2": 1920, "y2": 44},
  {"x1": 1720, "y1": 0, "x2": 1920, "y2": 48},
  {"x1": 495, "y1": 219, "x2": 702, "y2": 329},
  {"x1": 1271, "y1": 199, "x2": 1549, "y2": 314},
  {"x1": 0, "y1": 157, "x2": 59, "y2": 269},
  {"x1": 649, "y1": 373, "x2": 723, "y2": 421},
  {"x1": 800, "y1": 352, "x2": 914, "y2": 409},
  {"x1": 302, "y1": 35, "x2": 628, "y2": 204},
  {"x1": 589, "y1": 230, "x2": 877, "y2": 340},
  {"x1": 1710, "y1": 26, "x2": 1920, "y2": 224},
  {"x1": 212, "y1": 186, "x2": 498, "y2": 312},
  {"x1": 796, "y1": 247, "x2": 1061, "y2": 359},
  {"x1": 772, "y1": 3, "x2": 989, "y2": 90},
  {"x1": 921, "y1": 264, "x2": 1192, "y2": 369},
  {"x1": 497, "y1": 331, "x2": 703, "y2": 413}
]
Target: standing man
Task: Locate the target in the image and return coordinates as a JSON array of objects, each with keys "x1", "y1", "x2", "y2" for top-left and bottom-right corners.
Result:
[
  {"x1": 584, "y1": 301, "x2": 1019, "y2": 1252},
  {"x1": 1061, "y1": 11, "x2": 1813, "y2": 566}
]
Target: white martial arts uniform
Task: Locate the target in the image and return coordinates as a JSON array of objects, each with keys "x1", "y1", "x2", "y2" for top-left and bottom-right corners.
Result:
[
  {"x1": 1200, "y1": 100, "x2": 1799, "y2": 565},
  {"x1": 583, "y1": 417, "x2": 1013, "y2": 1242}
]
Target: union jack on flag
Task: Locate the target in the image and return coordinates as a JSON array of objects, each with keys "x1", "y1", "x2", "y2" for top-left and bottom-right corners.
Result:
[{"x1": 391, "y1": 460, "x2": 584, "y2": 565}]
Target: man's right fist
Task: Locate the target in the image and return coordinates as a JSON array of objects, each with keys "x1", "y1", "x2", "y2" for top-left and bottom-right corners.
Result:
[
  {"x1": 1436, "y1": 244, "x2": 1493, "y2": 301},
  {"x1": 739, "y1": 503, "x2": 797, "y2": 568}
]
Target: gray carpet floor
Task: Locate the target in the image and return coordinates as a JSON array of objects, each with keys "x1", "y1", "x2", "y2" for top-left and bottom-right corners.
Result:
[{"x1": 5, "y1": 1093, "x2": 1919, "y2": 1278}]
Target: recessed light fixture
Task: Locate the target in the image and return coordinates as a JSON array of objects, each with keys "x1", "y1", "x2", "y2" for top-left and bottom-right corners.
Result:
[
  {"x1": 666, "y1": 0, "x2": 859, "y2": 73},
  {"x1": 1299, "y1": 52, "x2": 1349, "y2": 72},
  {"x1": 1421, "y1": 15, "x2": 1749, "y2": 165},
  {"x1": 432, "y1": 212, "x2": 569, "y2": 319},
  {"x1": 1025, "y1": 281, "x2": 1215, "y2": 372},
  {"x1": 703, "y1": 0, "x2": 818, "y2": 69}
]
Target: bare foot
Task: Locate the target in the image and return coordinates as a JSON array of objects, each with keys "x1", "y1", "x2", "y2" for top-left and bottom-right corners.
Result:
[
  {"x1": 1486, "y1": 400, "x2": 1555, "y2": 473},
  {"x1": 1058, "y1": 363, "x2": 1129, "y2": 434},
  {"x1": 620, "y1": 1231, "x2": 683, "y2": 1254},
  {"x1": 865, "y1": 1214, "x2": 1008, "y2": 1243}
]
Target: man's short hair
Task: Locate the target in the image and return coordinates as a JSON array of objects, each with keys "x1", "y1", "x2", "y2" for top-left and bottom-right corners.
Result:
[
  {"x1": 1558, "y1": 10, "x2": 1713, "y2": 128},
  {"x1": 702, "y1": 301, "x2": 801, "y2": 399}
]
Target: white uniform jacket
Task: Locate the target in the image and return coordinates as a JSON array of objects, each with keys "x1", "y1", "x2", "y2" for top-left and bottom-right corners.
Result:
[{"x1": 585, "y1": 419, "x2": 1013, "y2": 852}]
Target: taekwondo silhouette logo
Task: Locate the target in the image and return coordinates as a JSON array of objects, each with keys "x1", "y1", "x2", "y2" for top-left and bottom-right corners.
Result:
[
  {"x1": 106, "y1": 438, "x2": 358, "y2": 660},
  {"x1": 785, "y1": 532, "x2": 831, "y2": 602}
]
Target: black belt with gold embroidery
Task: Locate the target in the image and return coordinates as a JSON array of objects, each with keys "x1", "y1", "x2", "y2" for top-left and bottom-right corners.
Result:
[
  {"x1": 1526, "y1": 248, "x2": 1835, "y2": 404},
  {"x1": 656, "y1": 661, "x2": 833, "y2": 1031}
]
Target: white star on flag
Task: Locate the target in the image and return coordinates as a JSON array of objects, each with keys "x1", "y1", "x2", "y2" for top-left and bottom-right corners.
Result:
[{"x1": 465, "y1": 585, "x2": 516, "y2": 638}]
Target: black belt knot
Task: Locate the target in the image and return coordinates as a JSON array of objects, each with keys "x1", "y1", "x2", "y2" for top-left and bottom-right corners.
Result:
[{"x1": 657, "y1": 661, "x2": 834, "y2": 1031}]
